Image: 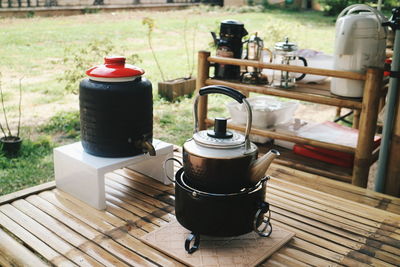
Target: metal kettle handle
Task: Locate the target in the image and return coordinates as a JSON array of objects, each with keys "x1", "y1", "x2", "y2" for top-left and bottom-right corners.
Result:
[
  {"x1": 193, "y1": 85, "x2": 252, "y2": 151},
  {"x1": 163, "y1": 158, "x2": 182, "y2": 183}
]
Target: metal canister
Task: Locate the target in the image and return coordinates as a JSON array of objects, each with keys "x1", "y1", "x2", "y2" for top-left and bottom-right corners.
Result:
[{"x1": 211, "y1": 20, "x2": 248, "y2": 80}]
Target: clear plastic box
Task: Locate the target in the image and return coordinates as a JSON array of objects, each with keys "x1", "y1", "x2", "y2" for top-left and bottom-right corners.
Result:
[{"x1": 227, "y1": 96, "x2": 299, "y2": 129}]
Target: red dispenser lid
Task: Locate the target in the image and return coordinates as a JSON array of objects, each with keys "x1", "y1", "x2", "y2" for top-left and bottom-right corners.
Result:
[{"x1": 86, "y1": 56, "x2": 144, "y2": 82}]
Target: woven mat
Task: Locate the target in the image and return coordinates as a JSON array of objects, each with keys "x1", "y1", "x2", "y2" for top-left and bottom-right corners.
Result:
[{"x1": 140, "y1": 220, "x2": 294, "y2": 267}]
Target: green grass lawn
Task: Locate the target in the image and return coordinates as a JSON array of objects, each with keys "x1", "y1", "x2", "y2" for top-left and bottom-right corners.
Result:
[{"x1": 0, "y1": 6, "x2": 336, "y2": 195}]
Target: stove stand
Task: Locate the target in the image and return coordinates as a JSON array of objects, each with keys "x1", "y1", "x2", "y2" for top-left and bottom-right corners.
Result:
[
  {"x1": 173, "y1": 168, "x2": 273, "y2": 254},
  {"x1": 184, "y1": 204, "x2": 272, "y2": 254}
]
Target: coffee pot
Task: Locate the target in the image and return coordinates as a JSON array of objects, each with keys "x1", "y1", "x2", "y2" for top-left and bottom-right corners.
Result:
[
  {"x1": 211, "y1": 20, "x2": 248, "y2": 80},
  {"x1": 271, "y1": 37, "x2": 307, "y2": 88},
  {"x1": 242, "y1": 33, "x2": 269, "y2": 84}
]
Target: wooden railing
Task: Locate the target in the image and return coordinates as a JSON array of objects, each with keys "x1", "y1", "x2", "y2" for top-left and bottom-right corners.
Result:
[{"x1": 0, "y1": 0, "x2": 199, "y2": 8}]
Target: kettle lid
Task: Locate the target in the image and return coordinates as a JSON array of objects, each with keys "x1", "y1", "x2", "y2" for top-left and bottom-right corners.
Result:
[
  {"x1": 274, "y1": 37, "x2": 298, "y2": 52},
  {"x1": 86, "y1": 56, "x2": 144, "y2": 82},
  {"x1": 193, "y1": 118, "x2": 245, "y2": 149}
]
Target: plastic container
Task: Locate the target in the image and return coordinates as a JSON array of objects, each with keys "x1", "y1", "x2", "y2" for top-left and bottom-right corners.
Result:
[
  {"x1": 292, "y1": 121, "x2": 381, "y2": 167},
  {"x1": 227, "y1": 96, "x2": 298, "y2": 144},
  {"x1": 227, "y1": 96, "x2": 299, "y2": 129}
]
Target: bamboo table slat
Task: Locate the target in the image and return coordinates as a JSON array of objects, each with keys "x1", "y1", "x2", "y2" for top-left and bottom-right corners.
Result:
[{"x1": 0, "y1": 149, "x2": 399, "y2": 266}]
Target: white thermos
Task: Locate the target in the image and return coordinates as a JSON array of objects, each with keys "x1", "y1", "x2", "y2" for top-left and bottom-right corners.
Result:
[{"x1": 331, "y1": 4, "x2": 387, "y2": 98}]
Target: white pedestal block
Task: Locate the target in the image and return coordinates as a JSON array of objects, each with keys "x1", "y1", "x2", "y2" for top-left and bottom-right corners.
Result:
[{"x1": 54, "y1": 139, "x2": 174, "y2": 210}]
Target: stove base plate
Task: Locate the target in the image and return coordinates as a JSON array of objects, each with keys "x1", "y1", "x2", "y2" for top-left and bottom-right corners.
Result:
[{"x1": 140, "y1": 220, "x2": 294, "y2": 266}]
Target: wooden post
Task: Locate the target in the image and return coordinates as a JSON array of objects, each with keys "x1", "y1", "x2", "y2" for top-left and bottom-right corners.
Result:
[
  {"x1": 352, "y1": 68, "x2": 383, "y2": 187},
  {"x1": 197, "y1": 51, "x2": 210, "y2": 130},
  {"x1": 335, "y1": 107, "x2": 341, "y2": 118},
  {"x1": 384, "y1": 82, "x2": 400, "y2": 197},
  {"x1": 352, "y1": 109, "x2": 360, "y2": 129}
]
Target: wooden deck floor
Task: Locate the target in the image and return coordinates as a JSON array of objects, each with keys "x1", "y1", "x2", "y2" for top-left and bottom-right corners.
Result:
[{"x1": 0, "y1": 149, "x2": 400, "y2": 266}]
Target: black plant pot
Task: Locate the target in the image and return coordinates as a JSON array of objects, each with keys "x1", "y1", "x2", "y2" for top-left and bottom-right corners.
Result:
[{"x1": 0, "y1": 136, "x2": 22, "y2": 155}]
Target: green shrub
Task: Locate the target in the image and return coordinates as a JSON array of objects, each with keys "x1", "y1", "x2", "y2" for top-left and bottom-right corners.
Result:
[
  {"x1": 318, "y1": 0, "x2": 399, "y2": 16},
  {"x1": 58, "y1": 38, "x2": 141, "y2": 94},
  {"x1": 0, "y1": 138, "x2": 54, "y2": 195},
  {"x1": 200, "y1": 0, "x2": 223, "y2": 6},
  {"x1": 27, "y1": 11, "x2": 35, "y2": 18},
  {"x1": 40, "y1": 111, "x2": 80, "y2": 140},
  {"x1": 82, "y1": 8, "x2": 100, "y2": 14},
  {"x1": 319, "y1": 0, "x2": 361, "y2": 16}
]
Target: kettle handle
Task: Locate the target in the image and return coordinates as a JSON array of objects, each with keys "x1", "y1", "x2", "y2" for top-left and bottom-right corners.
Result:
[
  {"x1": 199, "y1": 85, "x2": 246, "y2": 103},
  {"x1": 163, "y1": 158, "x2": 182, "y2": 183},
  {"x1": 193, "y1": 85, "x2": 252, "y2": 151}
]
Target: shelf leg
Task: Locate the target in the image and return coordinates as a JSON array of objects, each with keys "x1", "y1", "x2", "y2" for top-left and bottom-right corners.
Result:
[
  {"x1": 352, "y1": 109, "x2": 360, "y2": 129},
  {"x1": 335, "y1": 107, "x2": 341, "y2": 118},
  {"x1": 352, "y1": 68, "x2": 383, "y2": 187},
  {"x1": 197, "y1": 51, "x2": 210, "y2": 130}
]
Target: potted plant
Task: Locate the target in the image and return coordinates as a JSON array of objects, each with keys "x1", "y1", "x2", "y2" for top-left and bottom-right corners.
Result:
[
  {"x1": 142, "y1": 17, "x2": 196, "y2": 102},
  {"x1": 0, "y1": 74, "x2": 23, "y2": 155}
]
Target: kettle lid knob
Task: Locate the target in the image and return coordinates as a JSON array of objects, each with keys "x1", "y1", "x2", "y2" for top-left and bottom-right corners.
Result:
[{"x1": 207, "y1": 118, "x2": 233, "y2": 139}]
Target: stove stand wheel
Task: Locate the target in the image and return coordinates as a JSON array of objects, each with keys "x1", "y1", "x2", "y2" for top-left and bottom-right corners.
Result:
[
  {"x1": 254, "y1": 201, "x2": 273, "y2": 237},
  {"x1": 185, "y1": 232, "x2": 201, "y2": 254}
]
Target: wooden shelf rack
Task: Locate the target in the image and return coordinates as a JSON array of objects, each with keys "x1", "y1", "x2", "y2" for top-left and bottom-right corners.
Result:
[{"x1": 196, "y1": 51, "x2": 385, "y2": 187}]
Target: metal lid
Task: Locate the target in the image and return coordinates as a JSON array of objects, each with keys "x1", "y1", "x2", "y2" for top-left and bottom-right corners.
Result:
[
  {"x1": 274, "y1": 37, "x2": 298, "y2": 52},
  {"x1": 193, "y1": 130, "x2": 245, "y2": 149},
  {"x1": 221, "y1": 19, "x2": 244, "y2": 26},
  {"x1": 86, "y1": 56, "x2": 144, "y2": 82},
  {"x1": 249, "y1": 32, "x2": 263, "y2": 44}
]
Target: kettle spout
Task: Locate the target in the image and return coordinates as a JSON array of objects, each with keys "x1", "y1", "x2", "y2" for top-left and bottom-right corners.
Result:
[{"x1": 248, "y1": 149, "x2": 280, "y2": 184}]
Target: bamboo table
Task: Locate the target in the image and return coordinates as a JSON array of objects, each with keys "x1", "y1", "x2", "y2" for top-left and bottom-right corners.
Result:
[{"x1": 0, "y1": 149, "x2": 399, "y2": 266}]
